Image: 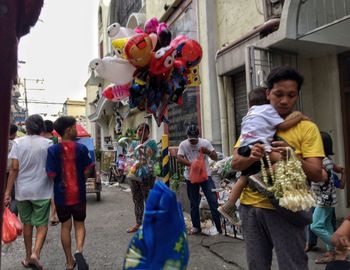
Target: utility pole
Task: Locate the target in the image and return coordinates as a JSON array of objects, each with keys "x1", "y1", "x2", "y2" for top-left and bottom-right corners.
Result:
[{"x1": 22, "y1": 78, "x2": 45, "y2": 117}]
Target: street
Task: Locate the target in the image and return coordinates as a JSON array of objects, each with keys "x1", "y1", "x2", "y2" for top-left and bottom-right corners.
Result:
[{"x1": 2, "y1": 184, "x2": 327, "y2": 270}]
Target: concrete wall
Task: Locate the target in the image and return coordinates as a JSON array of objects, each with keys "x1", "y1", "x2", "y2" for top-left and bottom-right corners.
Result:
[
  {"x1": 145, "y1": 0, "x2": 176, "y2": 19},
  {"x1": 216, "y1": 0, "x2": 264, "y2": 48}
]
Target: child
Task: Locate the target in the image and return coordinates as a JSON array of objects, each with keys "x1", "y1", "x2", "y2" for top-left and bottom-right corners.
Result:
[
  {"x1": 311, "y1": 131, "x2": 346, "y2": 264},
  {"x1": 46, "y1": 116, "x2": 93, "y2": 270},
  {"x1": 218, "y1": 87, "x2": 308, "y2": 225}
]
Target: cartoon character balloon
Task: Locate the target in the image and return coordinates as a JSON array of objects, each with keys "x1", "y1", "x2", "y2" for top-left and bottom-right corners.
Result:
[{"x1": 124, "y1": 33, "x2": 157, "y2": 68}]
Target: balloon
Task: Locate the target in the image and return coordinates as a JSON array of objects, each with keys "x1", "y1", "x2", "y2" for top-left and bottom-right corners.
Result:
[
  {"x1": 107, "y1": 22, "x2": 134, "y2": 40},
  {"x1": 124, "y1": 33, "x2": 157, "y2": 68},
  {"x1": 175, "y1": 39, "x2": 202, "y2": 68},
  {"x1": 102, "y1": 84, "x2": 130, "y2": 102},
  {"x1": 144, "y1": 17, "x2": 159, "y2": 34},
  {"x1": 170, "y1": 35, "x2": 187, "y2": 48},
  {"x1": 149, "y1": 45, "x2": 176, "y2": 76},
  {"x1": 111, "y1": 38, "x2": 129, "y2": 59},
  {"x1": 89, "y1": 56, "x2": 136, "y2": 85},
  {"x1": 107, "y1": 23, "x2": 134, "y2": 57},
  {"x1": 157, "y1": 28, "x2": 172, "y2": 49}
]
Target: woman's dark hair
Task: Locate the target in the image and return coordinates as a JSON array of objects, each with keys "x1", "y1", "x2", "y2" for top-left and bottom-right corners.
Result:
[
  {"x1": 25, "y1": 114, "x2": 44, "y2": 135},
  {"x1": 9, "y1": 124, "x2": 18, "y2": 136},
  {"x1": 44, "y1": 120, "x2": 54, "y2": 133},
  {"x1": 54, "y1": 116, "x2": 76, "y2": 137},
  {"x1": 248, "y1": 87, "x2": 268, "y2": 107},
  {"x1": 266, "y1": 66, "x2": 304, "y2": 91},
  {"x1": 320, "y1": 131, "x2": 334, "y2": 156},
  {"x1": 137, "y1": 123, "x2": 150, "y2": 133}
]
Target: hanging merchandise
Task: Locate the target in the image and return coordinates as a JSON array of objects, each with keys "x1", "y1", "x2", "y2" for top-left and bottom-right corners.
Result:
[{"x1": 261, "y1": 147, "x2": 316, "y2": 212}]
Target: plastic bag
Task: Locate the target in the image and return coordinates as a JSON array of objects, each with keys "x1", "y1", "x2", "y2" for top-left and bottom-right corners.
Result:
[
  {"x1": 2, "y1": 208, "x2": 20, "y2": 244},
  {"x1": 123, "y1": 180, "x2": 189, "y2": 270},
  {"x1": 189, "y1": 150, "x2": 208, "y2": 184}
]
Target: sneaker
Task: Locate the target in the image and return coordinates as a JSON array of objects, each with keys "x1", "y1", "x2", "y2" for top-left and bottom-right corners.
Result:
[
  {"x1": 218, "y1": 205, "x2": 241, "y2": 226},
  {"x1": 74, "y1": 252, "x2": 89, "y2": 270}
]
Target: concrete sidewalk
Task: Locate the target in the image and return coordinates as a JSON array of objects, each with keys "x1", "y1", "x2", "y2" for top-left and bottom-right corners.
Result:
[{"x1": 188, "y1": 233, "x2": 328, "y2": 270}]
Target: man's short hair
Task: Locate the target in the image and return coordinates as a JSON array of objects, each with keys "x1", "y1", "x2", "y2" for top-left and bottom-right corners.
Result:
[
  {"x1": 248, "y1": 87, "x2": 268, "y2": 107},
  {"x1": 186, "y1": 124, "x2": 199, "y2": 138},
  {"x1": 54, "y1": 116, "x2": 76, "y2": 137},
  {"x1": 25, "y1": 114, "x2": 44, "y2": 135},
  {"x1": 9, "y1": 124, "x2": 18, "y2": 136},
  {"x1": 266, "y1": 66, "x2": 304, "y2": 91},
  {"x1": 44, "y1": 120, "x2": 54, "y2": 133}
]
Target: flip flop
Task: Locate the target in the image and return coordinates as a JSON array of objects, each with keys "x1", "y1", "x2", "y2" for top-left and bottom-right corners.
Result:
[
  {"x1": 74, "y1": 252, "x2": 89, "y2": 270},
  {"x1": 126, "y1": 224, "x2": 140, "y2": 233},
  {"x1": 315, "y1": 255, "x2": 334, "y2": 264},
  {"x1": 28, "y1": 256, "x2": 44, "y2": 270},
  {"x1": 50, "y1": 220, "x2": 59, "y2": 226},
  {"x1": 65, "y1": 261, "x2": 77, "y2": 270},
  {"x1": 21, "y1": 259, "x2": 30, "y2": 268}
]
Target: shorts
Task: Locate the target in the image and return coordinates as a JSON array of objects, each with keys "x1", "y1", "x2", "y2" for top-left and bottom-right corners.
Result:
[
  {"x1": 56, "y1": 202, "x2": 86, "y2": 223},
  {"x1": 17, "y1": 199, "x2": 51, "y2": 226}
]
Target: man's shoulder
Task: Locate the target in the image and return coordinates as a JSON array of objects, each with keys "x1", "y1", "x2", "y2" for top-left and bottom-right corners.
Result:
[{"x1": 178, "y1": 139, "x2": 188, "y2": 147}]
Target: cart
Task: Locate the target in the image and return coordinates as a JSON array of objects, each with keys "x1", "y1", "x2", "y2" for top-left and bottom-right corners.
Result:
[{"x1": 77, "y1": 137, "x2": 102, "y2": 201}]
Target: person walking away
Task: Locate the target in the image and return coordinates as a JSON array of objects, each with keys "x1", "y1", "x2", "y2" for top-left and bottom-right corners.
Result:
[
  {"x1": 232, "y1": 66, "x2": 325, "y2": 270},
  {"x1": 218, "y1": 87, "x2": 307, "y2": 225},
  {"x1": 311, "y1": 131, "x2": 346, "y2": 264},
  {"x1": 7, "y1": 124, "x2": 18, "y2": 215},
  {"x1": 42, "y1": 119, "x2": 59, "y2": 226},
  {"x1": 46, "y1": 116, "x2": 93, "y2": 270},
  {"x1": 4, "y1": 114, "x2": 53, "y2": 270},
  {"x1": 177, "y1": 124, "x2": 222, "y2": 235},
  {"x1": 126, "y1": 123, "x2": 158, "y2": 233}
]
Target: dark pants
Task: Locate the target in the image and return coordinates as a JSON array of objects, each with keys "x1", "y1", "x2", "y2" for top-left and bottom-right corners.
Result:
[
  {"x1": 130, "y1": 177, "x2": 155, "y2": 225},
  {"x1": 186, "y1": 177, "x2": 222, "y2": 234},
  {"x1": 240, "y1": 205, "x2": 308, "y2": 270}
]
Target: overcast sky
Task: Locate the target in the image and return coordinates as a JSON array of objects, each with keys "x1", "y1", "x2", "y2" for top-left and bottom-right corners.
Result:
[{"x1": 18, "y1": 0, "x2": 99, "y2": 119}]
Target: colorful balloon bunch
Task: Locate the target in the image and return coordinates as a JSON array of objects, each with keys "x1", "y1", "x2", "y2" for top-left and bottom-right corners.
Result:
[{"x1": 89, "y1": 18, "x2": 202, "y2": 126}]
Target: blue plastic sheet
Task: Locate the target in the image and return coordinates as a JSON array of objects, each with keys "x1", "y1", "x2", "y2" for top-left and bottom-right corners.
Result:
[{"x1": 123, "y1": 180, "x2": 189, "y2": 270}]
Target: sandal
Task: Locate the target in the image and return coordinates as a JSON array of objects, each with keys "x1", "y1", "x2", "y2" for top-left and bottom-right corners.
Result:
[
  {"x1": 126, "y1": 224, "x2": 140, "y2": 233},
  {"x1": 315, "y1": 254, "x2": 335, "y2": 264},
  {"x1": 50, "y1": 220, "x2": 59, "y2": 226},
  {"x1": 21, "y1": 259, "x2": 30, "y2": 268},
  {"x1": 188, "y1": 227, "x2": 201, "y2": 235},
  {"x1": 65, "y1": 261, "x2": 77, "y2": 270}
]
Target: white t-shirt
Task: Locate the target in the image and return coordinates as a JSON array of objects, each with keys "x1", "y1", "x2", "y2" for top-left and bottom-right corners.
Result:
[
  {"x1": 240, "y1": 104, "x2": 284, "y2": 147},
  {"x1": 178, "y1": 138, "x2": 214, "y2": 179},
  {"x1": 9, "y1": 135, "x2": 53, "y2": 201}
]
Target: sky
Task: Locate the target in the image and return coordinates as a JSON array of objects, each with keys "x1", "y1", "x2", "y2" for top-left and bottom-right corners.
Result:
[{"x1": 18, "y1": 0, "x2": 100, "y2": 120}]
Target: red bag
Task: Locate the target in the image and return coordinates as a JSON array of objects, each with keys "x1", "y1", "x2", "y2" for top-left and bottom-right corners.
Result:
[
  {"x1": 2, "y1": 208, "x2": 18, "y2": 244},
  {"x1": 189, "y1": 150, "x2": 208, "y2": 184}
]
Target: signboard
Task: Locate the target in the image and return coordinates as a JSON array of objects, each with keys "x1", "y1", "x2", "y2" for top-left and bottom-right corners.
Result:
[{"x1": 13, "y1": 111, "x2": 26, "y2": 125}]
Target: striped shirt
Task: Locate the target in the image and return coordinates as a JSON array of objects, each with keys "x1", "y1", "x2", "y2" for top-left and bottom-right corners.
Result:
[{"x1": 311, "y1": 157, "x2": 337, "y2": 207}]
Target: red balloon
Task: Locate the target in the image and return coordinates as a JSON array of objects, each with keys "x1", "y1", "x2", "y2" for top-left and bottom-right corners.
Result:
[
  {"x1": 175, "y1": 39, "x2": 202, "y2": 68},
  {"x1": 102, "y1": 87, "x2": 114, "y2": 100}
]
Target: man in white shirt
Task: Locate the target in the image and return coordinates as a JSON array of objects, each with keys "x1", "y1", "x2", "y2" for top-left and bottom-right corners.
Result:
[
  {"x1": 5, "y1": 114, "x2": 53, "y2": 270},
  {"x1": 177, "y1": 124, "x2": 222, "y2": 235}
]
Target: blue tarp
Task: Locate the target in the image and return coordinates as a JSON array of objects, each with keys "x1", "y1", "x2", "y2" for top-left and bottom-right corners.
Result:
[{"x1": 77, "y1": 137, "x2": 95, "y2": 162}]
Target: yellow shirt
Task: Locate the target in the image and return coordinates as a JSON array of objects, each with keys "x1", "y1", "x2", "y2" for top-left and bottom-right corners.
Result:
[{"x1": 236, "y1": 120, "x2": 325, "y2": 209}]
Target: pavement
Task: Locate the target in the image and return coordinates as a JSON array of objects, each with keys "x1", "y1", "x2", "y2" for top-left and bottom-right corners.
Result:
[{"x1": 0, "y1": 181, "x2": 332, "y2": 270}]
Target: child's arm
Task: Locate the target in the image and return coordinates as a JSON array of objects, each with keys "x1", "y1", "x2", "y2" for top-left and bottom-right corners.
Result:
[
  {"x1": 334, "y1": 164, "x2": 346, "y2": 189},
  {"x1": 229, "y1": 176, "x2": 248, "y2": 203},
  {"x1": 277, "y1": 111, "x2": 309, "y2": 130}
]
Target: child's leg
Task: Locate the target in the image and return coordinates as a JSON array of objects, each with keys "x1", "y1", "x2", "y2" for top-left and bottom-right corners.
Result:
[
  {"x1": 228, "y1": 176, "x2": 248, "y2": 204},
  {"x1": 74, "y1": 220, "x2": 86, "y2": 253},
  {"x1": 61, "y1": 218, "x2": 75, "y2": 267}
]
